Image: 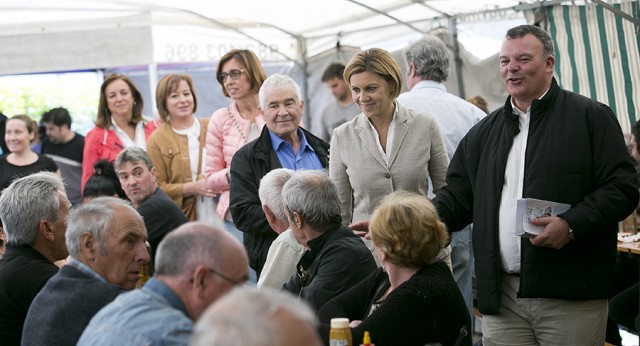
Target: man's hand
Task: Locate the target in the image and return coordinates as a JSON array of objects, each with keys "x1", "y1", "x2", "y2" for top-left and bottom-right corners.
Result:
[
  {"x1": 529, "y1": 216, "x2": 572, "y2": 249},
  {"x1": 348, "y1": 220, "x2": 370, "y2": 239},
  {"x1": 349, "y1": 320, "x2": 362, "y2": 328}
]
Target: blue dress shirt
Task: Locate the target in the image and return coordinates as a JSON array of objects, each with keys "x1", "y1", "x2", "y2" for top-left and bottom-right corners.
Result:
[
  {"x1": 77, "y1": 278, "x2": 192, "y2": 346},
  {"x1": 269, "y1": 128, "x2": 323, "y2": 171}
]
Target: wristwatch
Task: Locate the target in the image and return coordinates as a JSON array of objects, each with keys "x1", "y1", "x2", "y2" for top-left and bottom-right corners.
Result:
[{"x1": 567, "y1": 227, "x2": 575, "y2": 241}]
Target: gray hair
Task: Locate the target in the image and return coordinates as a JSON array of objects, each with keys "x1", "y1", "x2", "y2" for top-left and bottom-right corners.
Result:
[
  {"x1": 404, "y1": 35, "x2": 450, "y2": 82},
  {"x1": 66, "y1": 197, "x2": 133, "y2": 257},
  {"x1": 506, "y1": 24, "x2": 555, "y2": 58},
  {"x1": 0, "y1": 172, "x2": 64, "y2": 245},
  {"x1": 258, "y1": 168, "x2": 294, "y2": 221},
  {"x1": 114, "y1": 146, "x2": 154, "y2": 171},
  {"x1": 282, "y1": 170, "x2": 341, "y2": 233},
  {"x1": 190, "y1": 287, "x2": 318, "y2": 346},
  {"x1": 155, "y1": 222, "x2": 230, "y2": 276},
  {"x1": 258, "y1": 74, "x2": 302, "y2": 110}
]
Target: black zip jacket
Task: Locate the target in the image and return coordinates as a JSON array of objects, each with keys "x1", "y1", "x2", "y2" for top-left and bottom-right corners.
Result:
[
  {"x1": 434, "y1": 78, "x2": 638, "y2": 314},
  {"x1": 229, "y1": 126, "x2": 329, "y2": 274}
]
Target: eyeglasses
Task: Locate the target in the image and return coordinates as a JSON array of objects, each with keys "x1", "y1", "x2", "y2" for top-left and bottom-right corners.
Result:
[
  {"x1": 207, "y1": 267, "x2": 247, "y2": 286},
  {"x1": 217, "y1": 69, "x2": 245, "y2": 83}
]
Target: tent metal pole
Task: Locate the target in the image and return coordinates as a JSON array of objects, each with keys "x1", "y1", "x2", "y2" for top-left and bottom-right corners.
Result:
[
  {"x1": 148, "y1": 63, "x2": 158, "y2": 119},
  {"x1": 448, "y1": 16, "x2": 465, "y2": 99},
  {"x1": 591, "y1": 0, "x2": 640, "y2": 27},
  {"x1": 347, "y1": 0, "x2": 424, "y2": 34},
  {"x1": 298, "y1": 37, "x2": 312, "y2": 129}
]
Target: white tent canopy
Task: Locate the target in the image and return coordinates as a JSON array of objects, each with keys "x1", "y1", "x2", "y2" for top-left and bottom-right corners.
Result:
[
  {"x1": 0, "y1": 0, "x2": 538, "y2": 129},
  {"x1": 1, "y1": 1, "x2": 637, "y2": 134},
  {"x1": 0, "y1": 0, "x2": 533, "y2": 75}
]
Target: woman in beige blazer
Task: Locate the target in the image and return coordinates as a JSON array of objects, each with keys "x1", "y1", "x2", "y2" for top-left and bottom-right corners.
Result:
[
  {"x1": 146, "y1": 74, "x2": 218, "y2": 222},
  {"x1": 330, "y1": 48, "x2": 449, "y2": 225}
]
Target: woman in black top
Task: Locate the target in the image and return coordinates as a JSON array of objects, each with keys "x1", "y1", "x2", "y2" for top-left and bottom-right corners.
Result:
[
  {"x1": 318, "y1": 191, "x2": 471, "y2": 346},
  {"x1": 0, "y1": 115, "x2": 58, "y2": 192}
]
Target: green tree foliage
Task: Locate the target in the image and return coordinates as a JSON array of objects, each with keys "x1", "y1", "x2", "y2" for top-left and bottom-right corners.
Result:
[{"x1": 0, "y1": 72, "x2": 100, "y2": 135}]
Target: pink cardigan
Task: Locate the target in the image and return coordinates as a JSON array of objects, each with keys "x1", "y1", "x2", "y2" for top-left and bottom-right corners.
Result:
[{"x1": 205, "y1": 102, "x2": 265, "y2": 219}]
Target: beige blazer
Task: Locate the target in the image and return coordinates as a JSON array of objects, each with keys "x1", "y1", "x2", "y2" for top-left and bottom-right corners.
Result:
[{"x1": 329, "y1": 104, "x2": 449, "y2": 224}]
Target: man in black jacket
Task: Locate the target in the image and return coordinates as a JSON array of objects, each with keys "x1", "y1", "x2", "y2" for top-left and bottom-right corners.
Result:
[
  {"x1": 282, "y1": 170, "x2": 377, "y2": 312},
  {"x1": 0, "y1": 172, "x2": 71, "y2": 346},
  {"x1": 230, "y1": 74, "x2": 329, "y2": 278},
  {"x1": 433, "y1": 25, "x2": 638, "y2": 345}
]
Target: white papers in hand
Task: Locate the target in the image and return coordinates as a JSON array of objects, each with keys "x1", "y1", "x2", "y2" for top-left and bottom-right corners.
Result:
[{"x1": 515, "y1": 198, "x2": 571, "y2": 237}]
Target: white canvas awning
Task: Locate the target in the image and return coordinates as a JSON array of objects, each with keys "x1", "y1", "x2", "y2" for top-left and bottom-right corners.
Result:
[
  {"x1": 0, "y1": 0, "x2": 533, "y2": 75},
  {"x1": 1, "y1": 1, "x2": 637, "y2": 132}
]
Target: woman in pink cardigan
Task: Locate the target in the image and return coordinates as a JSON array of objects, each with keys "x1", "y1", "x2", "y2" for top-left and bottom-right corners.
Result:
[{"x1": 205, "y1": 49, "x2": 267, "y2": 243}]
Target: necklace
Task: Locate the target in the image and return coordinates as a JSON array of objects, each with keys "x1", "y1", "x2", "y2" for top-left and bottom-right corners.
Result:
[{"x1": 229, "y1": 107, "x2": 248, "y2": 144}]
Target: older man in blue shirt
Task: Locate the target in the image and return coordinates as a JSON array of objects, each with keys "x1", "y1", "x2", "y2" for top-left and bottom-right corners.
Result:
[
  {"x1": 77, "y1": 222, "x2": 249, "y2": 346},
  {"x1": 230, "y1": 74, "x2": 329, "y2": 279}
]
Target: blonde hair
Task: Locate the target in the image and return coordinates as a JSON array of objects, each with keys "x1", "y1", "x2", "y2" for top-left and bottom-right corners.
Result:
[
  {"x1": 344, "y1": 48, "x2": 403, "y2": 100},
  {"x1": 467, "y1": 95, "x2": 489, "y2": 114},
  {"x1": 8, "y1": 115, "x2": 38, "y2": 143},
  {"x1": 369, "y1": 191, "x2": 448, "y2": 267}
]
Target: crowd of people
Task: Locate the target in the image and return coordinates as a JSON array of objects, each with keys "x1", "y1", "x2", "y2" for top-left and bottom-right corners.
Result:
[{"x1": 0, "y1": 24, "x2": 638, "y2": 346}]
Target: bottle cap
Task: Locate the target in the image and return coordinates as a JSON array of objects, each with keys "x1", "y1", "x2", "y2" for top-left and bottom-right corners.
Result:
[
  {"x1": 363, "y1": 331, "x2": 371, "y2": 344},
  {"x1": 330, "y1": 318, "x2": 350, "y2": 329}
]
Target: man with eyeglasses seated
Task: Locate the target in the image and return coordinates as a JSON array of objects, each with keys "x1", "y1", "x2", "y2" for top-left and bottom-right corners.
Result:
[{"x1": 77, "y1": 222, "x2": 249, "y2": 346}]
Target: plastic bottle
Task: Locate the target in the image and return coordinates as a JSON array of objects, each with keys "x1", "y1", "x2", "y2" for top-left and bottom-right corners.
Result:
[
  {"x1": 135, "y1": 241, "x2": 153, "y2": 289},
  {"x1": 135, "y1": 263, "x2": 149, "y2": 289},
  {"x1": 329, "y1": 318, "x2": 352, "y2": 346},
  {"x1": 360, "y1": 331, "x2": 374, "y2": 346}
]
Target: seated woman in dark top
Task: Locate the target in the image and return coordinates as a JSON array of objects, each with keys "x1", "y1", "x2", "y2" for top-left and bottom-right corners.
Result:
[
  {"x1": 82, "y1": 160, "x2": 127, "y2": 202},
  {"x1": 0, "y1": 115, "x2": 58, "y2": 192},
  {"x1": 318, "y1": 191, "x2": 471, "y2": 346}
]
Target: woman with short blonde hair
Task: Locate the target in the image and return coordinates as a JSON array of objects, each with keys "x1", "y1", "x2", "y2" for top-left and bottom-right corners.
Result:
[
  {"x1": 318, "y1": 191, "x2": 470, "y2": 346},
  {"x1": 369, "y1": 191, "x2": 448, "y2": 268},
  {"x1": 329, "y1": 48, "x2": 449, "y2": 227},
  {"x1": 0, "y1": 115, "x2": 58, "y2": 192}
]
